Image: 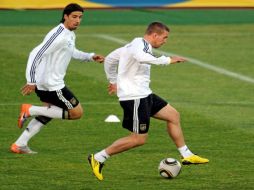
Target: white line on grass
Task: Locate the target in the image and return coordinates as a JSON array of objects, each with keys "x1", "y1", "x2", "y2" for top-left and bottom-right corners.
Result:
[{"x1": 95, "y1": 34, "x2": 254, "y2": 84}]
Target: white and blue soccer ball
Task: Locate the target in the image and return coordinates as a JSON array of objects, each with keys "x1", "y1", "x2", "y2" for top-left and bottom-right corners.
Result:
[{"x1": 158, "y1": 158, "x2": 181, "y2": 178}]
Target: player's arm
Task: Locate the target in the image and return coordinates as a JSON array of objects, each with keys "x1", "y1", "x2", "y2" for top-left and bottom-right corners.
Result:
[
  {"x1": 23, "y1": 51, "x2": 37, "y2": 96},
  {"x1": 72, "y1": 48, "x2": 104, "y2": 63},
  {"x1": 104, "y1": 47, "x2": 122, "y2": 84},
  {"x1": 104, "y1": 47, "x2": 122, "y2": 95},
  {"x1": 25, "y1": 33, "x2": 63, "y2": 84},
  {"x1": 23, "y1": 31, "x2": 68, "y2": 95},
  {"x1": 133, "y1": 42, "x2": 186, "y2": 65},
  {"x1": 137, "y1": 53, "x2": 186, "y2": 65}
]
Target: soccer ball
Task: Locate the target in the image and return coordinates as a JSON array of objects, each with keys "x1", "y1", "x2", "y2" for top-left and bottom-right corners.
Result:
[{"x1": 158, "y1": 158, "x2": 181, "y2": 179}]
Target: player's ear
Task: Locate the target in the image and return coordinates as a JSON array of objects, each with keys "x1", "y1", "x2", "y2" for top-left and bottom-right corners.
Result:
[
  {"x1": 153, "y1": 32, "x2": 159, "y2": 39},
  {"x1": 64, "y1": 14, "x2": 68, "y2": 21}
]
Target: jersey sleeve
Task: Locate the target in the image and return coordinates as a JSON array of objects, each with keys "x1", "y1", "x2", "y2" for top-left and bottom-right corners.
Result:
[
  {"x1": 25, "y1": 50, "x2": 37, "y2": 84},
  {"x1": 132, "y1": 40, "x2": 171, "y2": 65},
  {"x1": 25, "y1": 31, "x2": 64, "y2": 84},
  {"x1": 104, "y1": 47, "x2": 122, "y2": 84},
  {"x1": 72, "y1": 47, "x2": 95, "y2": 61}
]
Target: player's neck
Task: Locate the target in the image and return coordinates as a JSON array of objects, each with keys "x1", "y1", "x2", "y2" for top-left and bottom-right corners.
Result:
[{"x1": 143, "y1": 35, "x2": 154, "y2": 47}]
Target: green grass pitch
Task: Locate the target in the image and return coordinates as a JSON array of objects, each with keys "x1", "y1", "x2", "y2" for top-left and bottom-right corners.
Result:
[{"x1": 0, "y1": 9, "x2": 253, "y2": 190}]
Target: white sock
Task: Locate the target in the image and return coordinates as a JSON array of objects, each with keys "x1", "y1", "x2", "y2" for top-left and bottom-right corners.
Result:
[
  {"x1": 94, "y1": 149, "x2": 110, "y2": 163},
  {"x1": 15, "y1": 119, "x2": 44, "y2": 146},
  {"x1": 178, "y1": 145, "x2": 194, "y2": 158},
  {"x1": 30, "y1": 105, "x2": 63, "y2": 119}
]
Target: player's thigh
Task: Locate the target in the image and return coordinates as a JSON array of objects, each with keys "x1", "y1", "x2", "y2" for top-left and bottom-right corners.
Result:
[{"x1": 153, "y1": 104, "x2": 179, "y2": 122}]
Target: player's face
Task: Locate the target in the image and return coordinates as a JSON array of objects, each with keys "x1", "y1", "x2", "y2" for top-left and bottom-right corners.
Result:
[
  {"x1": 152, "y1": 30, "x2": 169, "y2": 48},
  {"x1": 64, "y1": 11, "x2": 83, "y2": 31}
]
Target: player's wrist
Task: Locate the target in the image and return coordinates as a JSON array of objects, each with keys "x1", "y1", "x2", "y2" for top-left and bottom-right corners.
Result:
[
  {"x1": 90, "y1": 53, "x2": 95, "y2": 61},
  {"x1": 27, "y1": 82, "x2": 36, "y2": 85}
]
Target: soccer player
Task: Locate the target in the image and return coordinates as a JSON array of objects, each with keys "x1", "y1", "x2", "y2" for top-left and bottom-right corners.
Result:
[
  {"x1": 88, "y1": 22, "x2": 209, "y2": 181},
  {"x1": 10, "y1": 3, "x2": 104, "y2": 154}
]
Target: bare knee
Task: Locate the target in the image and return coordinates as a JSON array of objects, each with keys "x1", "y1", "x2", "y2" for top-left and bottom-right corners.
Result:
[
  {"x1": 167, "y1": 109, "x2": 180, "y2": 126},
  {"x1": 135, "y1": 137, "x2": 146, "y2": 146},
  {"x1": 174, "y1": 110, "x2": 180, "y2": 121},
  {"x1": 68, "y1": 104, "x2": 83, "y2": 119},
  {"x1": 131, "y1": 134, "x2": 147, "y2": 147}
]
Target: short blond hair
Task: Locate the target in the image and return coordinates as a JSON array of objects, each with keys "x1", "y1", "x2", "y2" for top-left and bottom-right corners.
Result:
[{"x1": 145, "y1": 22, "x2": 170, "y2": 35}]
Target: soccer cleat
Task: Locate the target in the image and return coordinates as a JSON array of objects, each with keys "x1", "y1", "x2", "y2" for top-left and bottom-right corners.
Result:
[
  {"x1": 18, "y1": 104, "x2": 32, "y2": 128},
  {"x1": 88, "y1": 154, "x2": 104, "y2": 181},
  {"x1": 182, "y1": 154, "x2": 209, "y2": 165},
  {"x1": 10, "y1": 143, "x2": 37, "y2": 154}
]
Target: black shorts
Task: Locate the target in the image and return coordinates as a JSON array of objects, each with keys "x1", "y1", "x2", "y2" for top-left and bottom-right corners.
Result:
[
  {"x1": 35, "y1": 86, "x2": 79, "y2": 110},
  {"x1": 119, "y1": 93, "x2": 168, "y2": 134}
]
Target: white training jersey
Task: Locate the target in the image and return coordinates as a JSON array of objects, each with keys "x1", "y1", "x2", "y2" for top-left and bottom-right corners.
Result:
[
  {"x1": 26, "y1": 23, "x2": 95, "y2": 91},
  {"x1": 104, "y1": 37, "x2": 171, "y2": 100}
]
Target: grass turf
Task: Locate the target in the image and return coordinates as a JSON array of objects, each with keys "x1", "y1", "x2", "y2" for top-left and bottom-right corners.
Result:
[{"x1": 0, "y1": 9, "x2": 253, "y2": 190}]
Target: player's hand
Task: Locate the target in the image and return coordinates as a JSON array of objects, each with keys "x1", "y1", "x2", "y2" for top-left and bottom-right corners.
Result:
[
  {"x1": 170, "y1": 56, "x2": 186, "y2": 64},
  {"x1": 93, "y1": 55, "x2": 104, "y2": 63},
  {"x1": 21, "y1": 84, "x2": 36, "y2": 96},
  {"x1": 108, "y1": 83, "x2": 117, "y2": 95}
]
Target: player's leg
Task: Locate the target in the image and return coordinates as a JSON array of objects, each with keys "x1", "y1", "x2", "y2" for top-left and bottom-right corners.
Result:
[
  {"x1": 18, "y1": 86, "x2": 82, "y2": 128},
  {"x1": 152, "y1": 94, "x2": 209, "y2": 164},
  {"x1": 153, "y1": 103, "x2": 186, "y2": 148},
  {"x1": 21, "y1": 103, "x2": 83, "y2": 120},
  {"x1": 104, "y1": 97, "x2": 150, "y2": 156},
  {"x1": 88, "y1": 133, "x2": 147, "y2": 181},
  {"x1": 105, "y1": 133, "x2": 147, "y2": 156},
  {"x1": 100, "y1": 97, "x2": 150, "y2": 156},
  {"x1": 88, "y1": 97, "x2": 150, "y2": 180},
  {"x1": 11, "y1": 115, "x2": 52, "y2": 154},
  {"x1": 13, "y1": 86, "x2": 82, "y2": 153}
]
